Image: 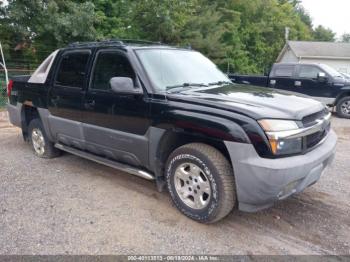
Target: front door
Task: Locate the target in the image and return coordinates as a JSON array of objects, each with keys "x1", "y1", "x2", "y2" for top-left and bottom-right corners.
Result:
[
  {"x1": 81, "y1": 49, "x2": 151, "y2": 167},
  {"x1": 47, "y1": 50, "x2": 91, "y2": 148},
  {"x1": 295, "y1": 64, "x2": 333, "y2": 103}
]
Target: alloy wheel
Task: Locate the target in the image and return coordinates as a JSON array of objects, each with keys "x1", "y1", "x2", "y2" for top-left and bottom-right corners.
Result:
[
  {"x1": 32, "y1": 128, "x2": 45, "y2": 156},
  {"x1": 341, "y1": 100, "x2": 350, "y2": 116},
  {"x1": 174, "y1": 162, "x2": 211, "y2": 210}
]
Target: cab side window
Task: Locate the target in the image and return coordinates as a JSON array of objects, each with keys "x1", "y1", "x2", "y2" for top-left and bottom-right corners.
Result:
[
  {"x1": 298, "y1": 66, "x2": 324, "y2": 79},
  {"x1": 91, "y1": 51, "x2": 136, "y2": 91},
  {"x1": 55, "y1": 51, "x2": 90, "y2": 88},
  {"x1": 274, "y1": 65, "x2": 295, "y2": 77}
]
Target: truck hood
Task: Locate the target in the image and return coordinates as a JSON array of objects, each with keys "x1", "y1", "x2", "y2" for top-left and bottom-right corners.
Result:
[
  {"x1": 167, "y1": 84, "x2": 325, "y2": 120},
  {"x1": 334, "y1": 76, "x2": 350, "y2": 86}
]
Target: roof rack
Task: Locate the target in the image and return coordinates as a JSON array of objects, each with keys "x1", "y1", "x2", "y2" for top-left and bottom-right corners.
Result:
[
  {"x1": 120, "y1": 39, "x2": 163, "y2": 45},
  {"x1": 67, "y1": 39, "x2": 164, "y2": 48}
]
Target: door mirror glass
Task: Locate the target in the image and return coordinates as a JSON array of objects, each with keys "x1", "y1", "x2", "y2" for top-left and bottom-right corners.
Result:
[
  {"x1": 317, "y1": 72, "x2": 328, "y2": 81},
  {"x1": 110, "y1": 77, "x2": 142, "y2": 94}
]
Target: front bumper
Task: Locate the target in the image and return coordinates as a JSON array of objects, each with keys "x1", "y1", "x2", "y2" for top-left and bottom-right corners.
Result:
[{"x1": 225, "y1": 130, "x2": 337, "y2": 212}]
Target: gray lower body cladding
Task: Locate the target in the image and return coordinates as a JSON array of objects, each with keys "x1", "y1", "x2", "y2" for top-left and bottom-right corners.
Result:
[
  {"x1": 225, "y1": 130, "x2": 337, "y2": 212},
  {"x1": 7, "y1": 103, "x2": 22, "y2": 128},
  {"x1": 7, "y1": 105, "x2": 164, "y2": 172}
]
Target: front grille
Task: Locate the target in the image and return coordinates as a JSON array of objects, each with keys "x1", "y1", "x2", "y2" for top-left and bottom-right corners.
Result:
[
  {"x1": 305, "y1": 123, "x2": 330, "y2": 150},
  {"x1": 302, "y1": 108, "x2": 331, "y2": 151},
  {"x1": 302, "y1": 108, "x2": 329, "y2": 127}
]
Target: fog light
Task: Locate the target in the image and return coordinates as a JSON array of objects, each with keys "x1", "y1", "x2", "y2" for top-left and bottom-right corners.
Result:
[{"x1": 278, "y1": 180, "x2": 300, "y2": 199}]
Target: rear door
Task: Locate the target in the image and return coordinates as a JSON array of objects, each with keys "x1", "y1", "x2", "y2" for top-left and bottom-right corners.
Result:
[
  {"x1": 81, "y1": 49, "x2": 151, "y2": 167},
  {"x1": 47, "y1": 50, "x2": 91, "y2": 148},
  {"x1": 269, "y1": 64, "x2": 296, "y2": 92}
]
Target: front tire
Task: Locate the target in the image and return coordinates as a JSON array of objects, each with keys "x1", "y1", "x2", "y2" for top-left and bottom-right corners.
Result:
[
  {"x1": 166, "y1": 143, "x2": 236, "y2": 223},
  {"x1": 336, "y1": 96, "x2": 350, "y2": 119},
  {"x1": 28, "y1": 118, "x2": 61, "y2": 158}
]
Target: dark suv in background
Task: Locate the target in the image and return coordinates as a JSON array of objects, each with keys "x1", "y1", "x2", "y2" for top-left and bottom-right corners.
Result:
[
  {"x1": 6, "y1": 40, "x2": 337, "y2": 223},
  {"x1": 230, "y1": 63, "x2": 350, "y2": 118}
]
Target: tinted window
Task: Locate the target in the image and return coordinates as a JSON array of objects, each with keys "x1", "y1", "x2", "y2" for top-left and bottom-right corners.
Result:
[
  {"x1": 91, "y1": 51, "x2": 135, "y2": 90},
  {"x1": 298, "y1": 65, "x2": 323, "y2": 79},
  {"x1": 274, "y1": 65, "x2": 295, "y2": 77},
  {"x1": 55, "y1": 52, "x2": 90, "y2": 88}
]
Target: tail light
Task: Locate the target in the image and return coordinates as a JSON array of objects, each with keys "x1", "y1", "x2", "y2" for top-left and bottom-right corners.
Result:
[{"x1": 7, "y1": 79, "x2": 13, "y2": 97}]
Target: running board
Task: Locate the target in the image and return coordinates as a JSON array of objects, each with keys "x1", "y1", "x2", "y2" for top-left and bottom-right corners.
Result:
[{"x1": 55, "y1": 143, "x2": 155, "y2": 180}]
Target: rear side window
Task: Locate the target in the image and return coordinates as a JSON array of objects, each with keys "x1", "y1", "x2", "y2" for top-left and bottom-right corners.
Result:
[
  {"x1": 297, "y1": 65, "x2": 323, "y2": 79},
  {"x1": 274, "y1": 65, "x2": 295, "y2": 77},
  {"x1": 55, "y1": 51, "x2": 90, "y2": 88}
]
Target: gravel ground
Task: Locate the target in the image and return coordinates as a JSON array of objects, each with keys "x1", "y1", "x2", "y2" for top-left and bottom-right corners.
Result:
[{"x1": 0, "y1": 111, "x2": 349, "y2": 255}]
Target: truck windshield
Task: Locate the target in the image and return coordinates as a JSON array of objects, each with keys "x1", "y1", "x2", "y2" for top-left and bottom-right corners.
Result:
[
  {"x1": 135, "y1": 49, "x2": 231, "y2": 91},
  {"x1": 319, "y1": 64, "x2": 344, "y2": 78}
]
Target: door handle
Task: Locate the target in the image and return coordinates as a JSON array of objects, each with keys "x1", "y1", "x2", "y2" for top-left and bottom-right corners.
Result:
[
  {"x1": 84, "y1": 100, "x2": 95, "y2": 109},
  {"x1": 294, "y1": 81, "x2": 302, "y2": 87},
  {"x1": 51, "y1": 96, "x2": 60, "y2": 105}
]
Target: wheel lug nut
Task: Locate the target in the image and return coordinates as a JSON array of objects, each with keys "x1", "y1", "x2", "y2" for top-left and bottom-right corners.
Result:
[
  {"x1": 188, "y1": 187, "x2": 192, "y2": 191},
  {"x1": 197, "y1": 186, "x2": 200, "y2": 189},
  {"x1": 194, "y1": 190, "x2": 197, "y2": 194}
]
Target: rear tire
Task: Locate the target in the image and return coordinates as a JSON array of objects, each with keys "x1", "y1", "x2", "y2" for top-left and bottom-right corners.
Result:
[
  {"x1": 336, "y1": 96, "x2": 350, "y2": 119},
  {"x1": 165, "y1": 143, "x2": 236, "y2": 223},
  {"x1": 28, "y1": 118, "x2": 61, "y2": 158}
]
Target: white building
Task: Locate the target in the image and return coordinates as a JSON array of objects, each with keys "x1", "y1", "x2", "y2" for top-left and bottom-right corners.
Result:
[{"x1": 277, "y1": 41, "x2": 350, "y2": 74}]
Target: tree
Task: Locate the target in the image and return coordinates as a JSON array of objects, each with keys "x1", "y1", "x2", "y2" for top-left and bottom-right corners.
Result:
[
  {"x1": 313, "y1": 25, "x2": 336, "y2": 42},
  {"x1": 0, "y1": 0, "x2": 335, "y2": 74},
  {"x1": 207, "y1": 0, "x2": 313, "y2": 73},
  {"x1": 341, "y1": 34, "x2": 350, "y2": 43},
  {"x1": 177, "y1": 1, "x2": 242, "y2": 72},
  {"x1": 92, "y1": 0, "x2": 137, "y2": 40},
  {"x1": 130, "y1": 0, "x2": 198, "y2": 43},
  {"x1": 1, "y1": 0, "x2": 96, "y2": 62}
]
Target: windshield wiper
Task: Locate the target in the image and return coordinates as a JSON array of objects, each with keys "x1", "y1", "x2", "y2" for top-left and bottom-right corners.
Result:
[
  {"x1": 208, "y1": 81, "x2": 232, "y2": 86},
  {"x1": 166, "y1": 83, "x2": 208, "y2": 92}
]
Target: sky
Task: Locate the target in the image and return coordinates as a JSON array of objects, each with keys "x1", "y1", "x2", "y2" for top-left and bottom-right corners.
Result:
[{"x1": 301, "y1": 0, "x2": 350, "y2": 38}]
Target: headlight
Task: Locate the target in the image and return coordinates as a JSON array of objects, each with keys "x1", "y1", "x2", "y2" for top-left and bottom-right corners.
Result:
[
  {"x1": 268, "y1": 137, "x2": 303, "y2": 155},
  {"x1": 258, "y1": 119, "x2": 302, "y2": 155},
  {"x1": 258, "y1": 119, "x2": 299, "y2": 132}
]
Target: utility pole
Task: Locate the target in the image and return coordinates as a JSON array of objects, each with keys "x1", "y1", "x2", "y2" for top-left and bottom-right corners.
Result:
[{"x1": 285, "y1": 27, "x2": 290, "y2": 42}]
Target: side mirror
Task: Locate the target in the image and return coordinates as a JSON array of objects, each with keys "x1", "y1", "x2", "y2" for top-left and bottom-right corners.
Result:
[
  {"x1": 109, "y1": 77, "x2": 142, "y2": 94},
  {"x1": 317, "y1": 72, "x2": 328, "y2": 82}
]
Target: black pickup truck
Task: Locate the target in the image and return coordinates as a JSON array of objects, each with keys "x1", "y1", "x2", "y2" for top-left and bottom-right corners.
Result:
[
  {"x1": 6, "y1": 40, "x2": 337, "y2": 223},
  {"x1": 230, "y1": 63, "x2": 350, "y2": 118}
]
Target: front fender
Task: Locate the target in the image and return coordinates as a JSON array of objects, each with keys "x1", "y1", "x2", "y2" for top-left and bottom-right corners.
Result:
[
  {"x1": 335, "y1": 87, "x2": 350, "y2": 104},
  {"x1": 162, "y1": 109, "x2": 250, "y2": 143}
]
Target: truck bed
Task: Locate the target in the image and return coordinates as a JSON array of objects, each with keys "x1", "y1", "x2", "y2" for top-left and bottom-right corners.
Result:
[{"x1": 10, "y1": 75, "x2": 48, "y2": 108}]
